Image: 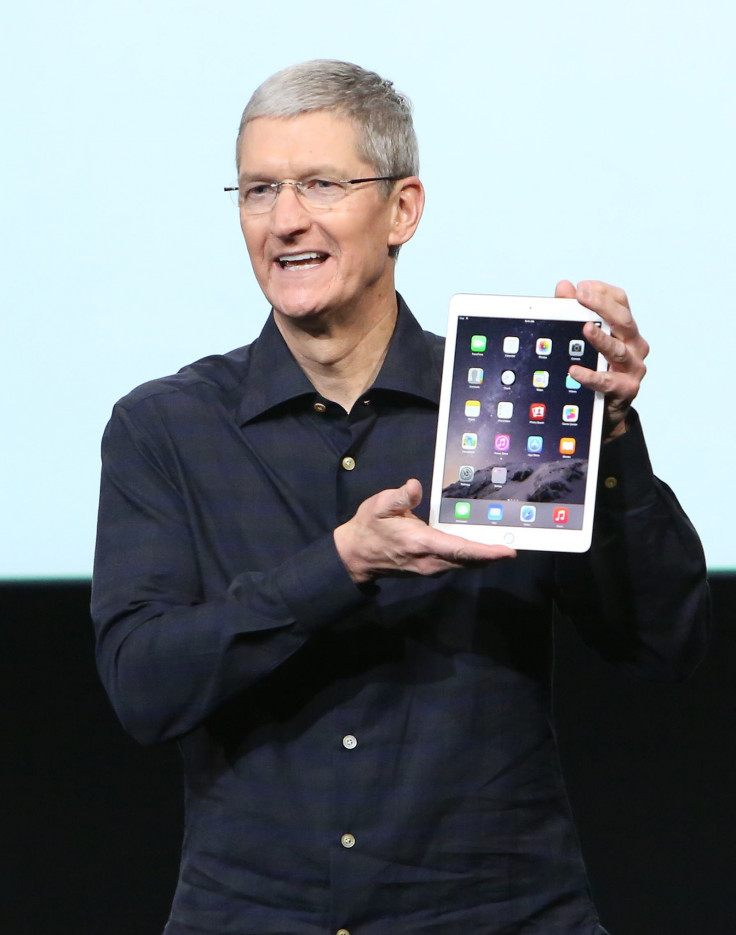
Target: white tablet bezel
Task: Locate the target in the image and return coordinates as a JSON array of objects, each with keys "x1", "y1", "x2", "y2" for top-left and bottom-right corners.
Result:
[{"x1": 428, "y1": 293, "x2": 610, "y2": 553}]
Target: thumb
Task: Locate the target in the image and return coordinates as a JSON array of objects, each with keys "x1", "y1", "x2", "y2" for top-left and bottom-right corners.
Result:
[
  {"x1": 555, "y1": 279, "x2": 576, "y2": 299},
  {"x1": 379, "y1": 478, "x2": 423, "y2": 517}
]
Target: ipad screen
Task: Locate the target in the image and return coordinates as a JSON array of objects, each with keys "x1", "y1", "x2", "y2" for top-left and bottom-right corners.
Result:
[{"x1": 436, "y1": 312, "x2": 602, "y2": 538}]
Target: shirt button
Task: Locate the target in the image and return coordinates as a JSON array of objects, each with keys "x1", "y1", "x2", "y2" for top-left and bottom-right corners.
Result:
[
  {"x1": 313, "y1": 402, "x2": 327, "y2": 413},
  {"x1": 362, "y1": 398, "x2": 371, "y2": 405},
  {"x1": 337, "y1": 929, "x2": 351, "y2": 935},
  {"x1": 342, "y1": 734, "x2": 357, "y2": 750},
  {"x1": 341, "y1": 833, "x2": 356, "y2": 848},
  {"x1": 604, "y1": 476, "x2": 618, "y2": 489},
  {"x1": 341, "y1": 456, "x2": 356, "y2": 471}
]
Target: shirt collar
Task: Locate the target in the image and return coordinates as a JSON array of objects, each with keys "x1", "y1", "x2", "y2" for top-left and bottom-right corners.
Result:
[
  {"x1": 235, "y1": 294, "x2": 442, "y2": 425},
  {"x1": 370, "y1": 294, "x2": 442, "y2": 403}
]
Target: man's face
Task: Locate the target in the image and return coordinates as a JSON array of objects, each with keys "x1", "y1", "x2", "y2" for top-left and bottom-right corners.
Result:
[{"x1": 236, "y1": 111, "x2": 408, "y2": 328}]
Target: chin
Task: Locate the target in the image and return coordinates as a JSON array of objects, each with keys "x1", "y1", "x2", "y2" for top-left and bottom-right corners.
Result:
[
  {"x1": 270, "y1": 296, "x2": 332, "y2": 324},
  {"x1": 266, "y1": 281, "x2": 339, "y2": 319}
]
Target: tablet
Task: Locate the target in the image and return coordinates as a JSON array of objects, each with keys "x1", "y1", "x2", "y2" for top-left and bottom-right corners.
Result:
[{"x1": 429, "y1": 294, "x2": 610, "y2": 552}]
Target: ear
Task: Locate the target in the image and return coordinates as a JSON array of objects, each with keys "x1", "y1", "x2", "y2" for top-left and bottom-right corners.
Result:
[{"x1": 388, "y1": 177, "x2": 425, "y2": 249}]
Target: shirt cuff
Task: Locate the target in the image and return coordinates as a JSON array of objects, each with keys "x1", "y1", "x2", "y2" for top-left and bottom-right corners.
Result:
[
  {"x1": 274, "y1": 532, "x2": 373, "y2": 634},
  {"x1": 596, "y1": 409, "x2": 656, "y2": 510}
]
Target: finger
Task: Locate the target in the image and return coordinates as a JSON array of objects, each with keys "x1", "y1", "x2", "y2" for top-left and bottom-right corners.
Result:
[
  {"x1": 568, "y1": 364, "x2": 643, "y2": 402},
  {"x1": 557, "y1": 279, "x2": 648, "y2": 357},
  {"x1": 449, "y1": 542, "x2": 517, "y2": 564},
  {"x1": 577, "y1": 282, "x2": 650, "y2": 364},
  {"x1": 576, "y1": 280, "x2": 641, "y2": 339},
  {"x1": 582, "y1": 318, "x2": 650, "y2": 366},
  {"x1": 375, "y1": 478, "x2": 423, "y2": 518},
  {"x1": 582, "y1": 325, "x2": 649, "y2": 380},
  {"x1": 579, "y1": 324, "x2": 645, "y2": 373},
  {"x1": 404, "y1": 477, "x2": 423, "y2": 507},
  {"x1": 555, "y1": 280, "x2": 577, "y2": 299},
  {"x1": 409, "y1": 549, "x2": 517, "y2": 575},
  {"x1": 412, "y1": 526, "x2": 516, "y2": 565}
]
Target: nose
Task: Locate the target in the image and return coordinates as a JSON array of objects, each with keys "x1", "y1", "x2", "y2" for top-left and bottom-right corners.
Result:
[{"x1": 268, "y1": 182, "x2": 311, "y2": 239}]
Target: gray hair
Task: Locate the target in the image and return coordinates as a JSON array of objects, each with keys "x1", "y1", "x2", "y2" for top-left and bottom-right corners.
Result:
[{"x1": 236, "y1": 60, "x2": 419, "y2": 188}]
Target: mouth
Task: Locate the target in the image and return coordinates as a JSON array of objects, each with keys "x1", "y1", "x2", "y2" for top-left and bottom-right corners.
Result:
[{"x1": 276, "y1": 252, "x2": 329, "y2": 271}]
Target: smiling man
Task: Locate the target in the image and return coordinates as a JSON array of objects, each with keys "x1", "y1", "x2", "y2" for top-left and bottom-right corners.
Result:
[
  {"x1": 92, "y1": 61, "x2": 709, "y2": 935},
  {"x1": 235, "y1": 107, "x2": 425, "y2": 414}
]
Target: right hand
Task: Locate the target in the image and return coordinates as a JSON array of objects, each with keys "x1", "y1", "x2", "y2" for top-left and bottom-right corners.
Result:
[{"x1": 333, "y1": 478, "x2": 516, "y2": 585}]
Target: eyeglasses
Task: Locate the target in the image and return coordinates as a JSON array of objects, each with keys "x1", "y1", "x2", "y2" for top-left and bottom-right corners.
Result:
[{"x1": 223, "y1": 176, "x2": 401, "y2": 214}]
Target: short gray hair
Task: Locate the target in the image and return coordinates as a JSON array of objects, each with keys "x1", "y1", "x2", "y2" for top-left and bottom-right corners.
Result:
[{"x1": 236, "y1": 60, "x2": 419, "y2": 188}]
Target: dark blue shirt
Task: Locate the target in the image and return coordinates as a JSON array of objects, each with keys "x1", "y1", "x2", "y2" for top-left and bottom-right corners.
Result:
[{"x1": 92, "y1": 297, "x2": 708, "y2": 935}]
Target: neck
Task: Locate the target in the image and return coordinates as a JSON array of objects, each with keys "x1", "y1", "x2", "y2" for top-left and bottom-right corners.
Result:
[{"x1": 274, "y1": 293, "x2": 399, "y2": 412}]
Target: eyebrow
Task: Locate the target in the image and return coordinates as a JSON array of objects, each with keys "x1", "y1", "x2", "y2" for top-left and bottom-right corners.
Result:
[{"x1": 238, "y1": 165, "x2": 348, "y2": 184}]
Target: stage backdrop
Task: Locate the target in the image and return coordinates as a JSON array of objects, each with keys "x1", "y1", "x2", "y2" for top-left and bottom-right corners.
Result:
[{"x1": 2, "y1": 0, "x2": 735, "y2": 578}]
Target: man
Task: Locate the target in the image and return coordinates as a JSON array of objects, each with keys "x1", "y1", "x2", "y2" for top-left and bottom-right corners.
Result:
[{"x1": 92, "y1": 61, "x2": 709, "y2": 934}]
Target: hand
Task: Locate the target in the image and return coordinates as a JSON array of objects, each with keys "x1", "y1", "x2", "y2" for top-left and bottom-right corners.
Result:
[
  {"x1": 555, "y1": 280, "x2": 650, "y2": 441},
  {"x1": 334, "y1": 479, "x2": 516, "y2": 585}
]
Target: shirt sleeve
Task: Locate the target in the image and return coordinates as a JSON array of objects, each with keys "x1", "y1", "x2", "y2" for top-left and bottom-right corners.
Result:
[
  {"x1": 554, "y1": 410, "x2": 710, "y2": 680},
  {"x1": 91, "y1": 403, "x2": 371, "y2": 746}
]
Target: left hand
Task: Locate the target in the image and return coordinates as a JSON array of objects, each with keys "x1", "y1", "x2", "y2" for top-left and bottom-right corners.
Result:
[{"x1": 555, "y1": 280, "x2": 650, "y2": 441}]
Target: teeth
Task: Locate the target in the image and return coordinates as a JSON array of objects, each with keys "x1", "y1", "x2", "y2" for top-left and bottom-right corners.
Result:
[
  {"x1": 280, "y1": 252, "x2": 321, "y2": 262},
  {"x1": 277, "y1": 252, "x2": 327, "y2": 268}
]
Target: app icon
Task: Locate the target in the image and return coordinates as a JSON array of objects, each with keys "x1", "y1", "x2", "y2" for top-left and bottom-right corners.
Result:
[
  {"x1": 494, "y1": 434, "x2": 511, "y2": 452},
  {"x1": 491, "y1": 466, "x2": 507, "y2": 484},
  {"x1": 553, "y1": 506, "x2": 569, "y2": 524},
  {"x1": 569, "y1": 339, "x2": 585, "y2": 356},
  {"x1": 562, "y1": 404, "x2": 579, "y2": 423},
  {"x1": 520, "y1": 505, "x2": 537, "y2": 523},
  {"x1": 487, "y1": 503, "x2": 504, "y2": 522},
  {"x1": 471, "y1": 335, "x2": 487, "y2": 353},
  {"x1": 462, "y1": 433, "x2": 478, "y2": 450},
  {"x1": 465, "y1": 400, "x2": 481, "y2": 417},
  {"x1": 530, "y1": 403, "x2": 546, "y2": 421},
  {"x1": 503, "y1": 336, "x2": 520, "y2": 354},
  {"x1": 533, "y1": 370, "x2": 549, "y2": 388},
  {"x1": 559, "y1": 437, "x2": 576, "y2": 455},
  {"x1": 497, "y1": 401, "x2": 514, "y2": 419},
  {"x1": 459, "y1": 465, "x2": 475, "y2": 483},
  {"x1": 566, "y1": 373, "x2": 581, "y2": 390},
  {"x1": 468, "y1": 367, "x2": 484, "y2": 384},
  {"x1": 501, "y1": 369, "x2": 516, "y2": 386},
  {"x1": 536, "y1": 338, "x2": 552, "y2": 356},
  {"x1": 527, "y1": 435, "x2": 544, "y2": 453},
  {"x1": 455, "y1": 501, "x2": 472, "y2": 520}
]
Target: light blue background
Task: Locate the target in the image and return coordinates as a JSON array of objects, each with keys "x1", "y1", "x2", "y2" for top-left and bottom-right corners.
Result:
[{"x1": 3, "y1": 1, "x2": 734, "y2": 576}]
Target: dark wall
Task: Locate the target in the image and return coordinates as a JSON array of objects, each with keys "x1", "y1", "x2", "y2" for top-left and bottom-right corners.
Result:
[
  {"x1": 1, "y1": 583, "x2": 181, "y2": 935},
  {"x1": 1, "y1": 576, "x2": 734, "y2": 935},
  {"x1": 554, "y1": 572, "x2": 736, "y2": 934}
]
